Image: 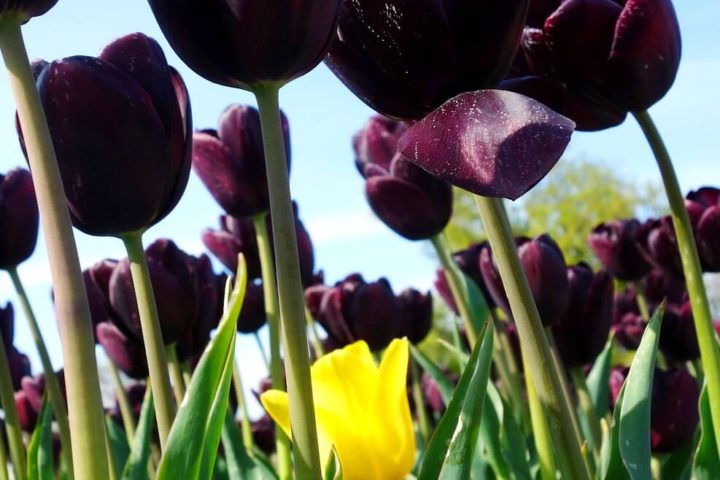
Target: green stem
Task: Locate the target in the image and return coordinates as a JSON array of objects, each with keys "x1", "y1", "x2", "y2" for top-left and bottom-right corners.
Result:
[
  {"x1": 633, "y1": 281, "x2": 650, "y2": 320},
  {"x1": 570, "y1": 367, "x2": 602, "y2": 461},
  {"x1": 0, "y1": 19, "x2": 109, "y2": 480},
  {"x1": 7, "y1": 267, "x2": 74, "y2": 478},
  {"x1": 253, "y1": 213, "x2": 293, "y2": 478},
  {"x1": 166, "y1": 345, "x2": 186, "y2": 405},
  {"x1": 430, "y1": 233, "x2": 479, "y2": 345},
  {"x1": 107, "y1": 361, "x2": 136, "y2": 443},
  {"x1": 522, "y1": 351, "x2": 556, "y2": 480},
  {"x1": 121, "y1": 233, "x2": 176, "y2": 449},
  {"x1": 0, "y1": 423, "x2": 9, "y2": 480},
  {"x1": 0, "y1": 339, "x2": 25, "y2": 480},
  {"x1": 410, "y1": 359, "x2": 432, "y2": 447},
  {"x1": 496, "y1": 322, "x2": 531, "y2": 433},
  {"x1": 634, "y1": 110, "x2": 720, "y2": 457},
  {"x1": 306, "y1": 308, "x2": 325, "y2": 360},
  {"x1": 232, "y1": 359, "x2": 255, "y2": 454},
  {"x1": 254, "y1": 83, "x2": 321, "y2": 479},
  {"x1": 104, "y1": 423, "x2": 119, "y2": 480},
  {"x1": 474, "y1": 196, "x2": 589, "y2": 480}
]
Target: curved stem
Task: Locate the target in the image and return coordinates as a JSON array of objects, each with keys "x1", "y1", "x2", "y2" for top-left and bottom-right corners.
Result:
[
  {"x1": 474, "y1": 196, "x2": 590, "y2": 480},
  {"x1": 633, "y1": 281, "x2": 650, "y2": 320},
  {"x1": 0, "y1": 19, "x2": 109, "y2": 480},
  {"x1": 108, "y1": 361, "x2": 136, "y2": 443},
  {"x1": 7, "y1": 267, "x2": 74, "y2": 478},
  {"x1": 254, "y1": 83, "x2": 321, "y2": 479},
  {"x1": 634, "y1": 110, "x2": 720, "y2": 457},
  {"x1": 430, "y1": 233, "x2": 479, "y2": 345},
  {"x1": 121, "y1": 233, "x2": 176, "y2": 449},
  {"x1": 232, "y1": 359, "x2": 255, "y2": 454},
  {"x1": 0, "y1": 339, "x2": 25, "y2": 479},
  {"x1": 165, "y1": 345, "x2": 186, "y2": 405},
  {"x1": 252, "y1": 213, "x2": 293, "y2": 478}
]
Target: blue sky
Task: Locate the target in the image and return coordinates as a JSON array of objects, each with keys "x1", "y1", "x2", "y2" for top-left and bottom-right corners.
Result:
[{"x1": 0, "y1": 1, "x2": 718, "y2": 403}]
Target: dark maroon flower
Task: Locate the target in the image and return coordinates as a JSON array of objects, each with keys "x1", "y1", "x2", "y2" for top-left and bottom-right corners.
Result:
[
  {"x1": 481, "y1": 234, "x2": 570, "y2": 326},
  {"x1": 193, "y1": 105, "x2": 290, "y2": 218},
  {"x1": 588, "y1": 219, "x2": 654, "y2": 281},
  {"x1": 21, "y1": 370, "x2": 67, "y2": 414},
  {"x1": 96, "y1": 322, "x2": 149, "y2": 380},
  {"x1": 83, "y1": 259, "x2": 120, "y2": 335},
  {"x1": 0, "y1": 303, "x2": 14, "y2": 352},
  {"x1": 686, "y1": 187, "x2": 720, "y2": 272},
  {"x1": 646, "y1": 217, "x2": 682, "y2": 276},
  {"x1": 32, "y1": 33, "x2": 192, "y2": 236},
  {"x1": 553, "y1": 264, "x2": 614, "y2": 367},
  {"x1": 110, "y1": 239, "x2": 197, "y2": 345},
  {"x1": 520, "y1": 0, "x2": 681, "y2": 130},
  {"x1": 498, "y1": 75, "x2": 568, "y2": 116},
  {"x1": 613, "y1": 287, "x2": 640, "y2": 324},
  {"x1": 422, "y1": 373, "x2": 446, "y2": 415},
  {"x1": 15, "y1": 390, "x2": 37, "y2": 432},
  {"x1": 651, "y1": 368, "x2": 700, "y2": 454},
  {"x1": 641, "y1": 269, "x2": 686, "y2": 307},
  {"x1": 111, "y1": 383, "x2": 146, "y2": 428},
  {"x1": 237, "y1": 281, "x2": 267, "y2": 334},
  {"x1": 609, "y1": 367, "x2": 628, "y2": 407},
  {"x1": 0, "y1": 0, "x2": 57, "y2": 21},
  {"x1": 659, "y1": 302, "x2": 699, "y2": 362},
  {"x1": 398, "y1": 90, "x2": 575, "y2": 200},
  {"x1": 7, "y1": 346, "x2": 31, "y2": 391},
  {"x1": 326, "y1": 0, "x2": 530, "y2": 120},
  {"x1": 252, "y1": 415, "x2": 276, "y2": 456},
  {"x1": 435, "y1": 242, "x2": 497, "y2": 313},
  {"x1": 148, "y1": 0, "x2": 341, "y2": 89},
  {"x1": 395, "y1": 289, "x2": 433, "y2": 344},
  {"x1": 0, "y1": 168, "x2": 38, "y2": 269},
  {"x1": 612, "y1": 313, "x2": 646, "y2": 350}
]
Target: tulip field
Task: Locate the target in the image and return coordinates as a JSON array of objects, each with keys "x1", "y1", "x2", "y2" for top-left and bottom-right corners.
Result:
[{"x1": 0, "y1": 1, "x2": 719, "y2": 480}]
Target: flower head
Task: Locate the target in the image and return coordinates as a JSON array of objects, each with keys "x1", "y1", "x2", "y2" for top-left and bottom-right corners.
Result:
[{"x1": 261, "y1": 338, "x2": 415, "y2": 480}]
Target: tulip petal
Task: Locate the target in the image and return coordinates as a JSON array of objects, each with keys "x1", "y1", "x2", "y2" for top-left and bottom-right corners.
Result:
[{"x1": 398, "y1": 90, "x2": 574, "y2": 200}]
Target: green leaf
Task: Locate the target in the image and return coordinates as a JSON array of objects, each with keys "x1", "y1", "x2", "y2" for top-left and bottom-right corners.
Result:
[
  {"x1": 499, "y1": 391, "x2": 532, "y2": 480},
  {"x1": 477, "y1": 384, "x2": 511, "y2": 480},
  {"x1": 220, "y1": 411, "x2": 267, "y2": 480},
  {"x1": 461, "y1": 270, "x2": 489, "y2": 335},
  {"x1": 661, "y1": 432, "x2": 696, "y2": 480},
  {"x1": 600, "y1": 388, "x2": 629, "y2": 480},
  {"x1": 106, "y1": 418, "x2": 130, "y2": 479},
  {"x1": 122, "y1": 388, "x2": 154, "y2": 480},
  {"x1": 694, "y1": 384, "x2": 720, "y2": 480},
  {"x1": 411, "y1": 345, "x2": 454, "y2": 404},
  {"x1": 418, "y1": 323, "x2": 493, "y2": 480},
  {"x1": 619, "y1": 304, "x2": 664, "y2": 480},
  {"x1": 156, "y1": 258, "x2": 248, "y2": 480},
  {"x1": 587, "y1": 337, "x2": 614, "y2": 417},
  {"x1": 27, "y1": 398, "x2": 53, "y2": 480}
]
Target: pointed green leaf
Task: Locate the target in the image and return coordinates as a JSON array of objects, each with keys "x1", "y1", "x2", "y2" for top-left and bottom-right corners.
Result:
[
  {"x1": 619, "y1": 304, "x2": 664, "y2": 480},
  {"x1": 411, "y1": 345, "x2": 454, "y2": 404},
  {"x1": 106, "y1": 418, "x2": 130, "y2": 479},
  {"x1": 694, "y1": 384, "x2": 720, "y2": 480},
  {"x1": 587, "y1": 337, "x2": 614, "y2": 417},
  {"x1": 601, "y1": 387, "x2": 630, "y2": 480},
  {"x1": 156, "y1": 258, "x2": 248, "y2": 480},
  {"x1": 477, "y1": 384, "x2": 511, "y2": 480},
  {"x1": 27, "y1": 398, "x2": 53, "y2": 480},
  {"x1": 122, "y1": 388, "x2": 154, "y2": 480},
  {"x1": 661, "y1": 432, "x2": 696, "y2": 480}
]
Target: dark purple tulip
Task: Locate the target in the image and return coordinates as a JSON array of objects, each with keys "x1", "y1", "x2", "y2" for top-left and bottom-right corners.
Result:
[
  {"x1": 642, "y1": 269, "x2": 686, "y2": 307},
  {"x1": 148, "y1": 0, "x2": 341, "y2": 89},
  {"x1": 612, "y1": 312, "x2": 646, "y2": 350},
  {"x1": 97, "y1": 322, "x2": 149, "y2": 379},
  {"x1": 646, "y1": 217, "x2": 683, "y2": 276},
  {"x1": 521, "y1": 0, "x2": 681, "y2": 129},
  {"x1": 498, "y1": 75, "x2": 568, "y2": 116},
  {"x1": 15, "y1": 390, "x2": 37, "y2": 432},
  {"x1": 588, "y1": 219, "x2": 654, "y2": 281},
  {"x1": 110, "y1": 239, "x2": 197, "y2": 345},
  {"x1": 613, "y1": 287, "x2": 640, "y2": 324},
  {"x1": 21, "y1": 370, "x2": 67, "y2": 414},
  {"x1": 0, "y1": 303, "x2": 14, "y2": 352},
  {"x1": 651, "y1": 368, "x2": 700, "y2": 454},
  {"x1": 326, "y1": 0, "x2": 530, "y2": 120},
  {"x1": 83, "y1": 259, "x2": 120, "y2": 334},
  {"x1": 0, "y1": 169, "x2": 38, "y2": 269},
  {"x1": 111, "y1": 383, "x2": 146, "y2": 427},
  {"x1": 353, "y1": 115, "x2": 405, "y2": 174},
  {"x1": 552, "y1": 264, "x2": 614, "y2": 367},
  {"x1": 398, "y1": 90, "x2": 575, "y2": 200},
  {"x1": 33, "y1": 33, "x2": 192, "y2": 236},
  {"x1": 435, "y1": 242, "x2": 496, "y2": 313},
  {"x1": 686, "y1": 187, "x2": 720, "y2": 271},
  {"x1": 7, "y1": 346, "x2": 31, "y2": 391},
  {"x1": 237, "y1": 281, "x2": 267, "y2": 334},
  {"x1": 0, "y1": 0, "x2": 57, "y2": 20},
  {"x1": 481, "y1": 234, "x2": 570, "y2": 326},
  {"x1": 193, "y1": 105, "x2": 290, "y2": 218},
  {"x1": 395, "y1": 288, "x2": 433, "y2": 345},
  {"x1": 252, "y1": 415, "x2": 276, "y2": 456},
  {"x1": 203, "y1": 215, "x2": 261, "y2": 279},
  {"x1": 659, "y1": 302, "x2": 699, "y2": 362}
]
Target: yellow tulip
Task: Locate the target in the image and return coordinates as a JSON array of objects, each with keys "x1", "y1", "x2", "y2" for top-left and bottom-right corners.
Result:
[{"x1": 261, "y1": 338, "x2": 416, "y2": 480}]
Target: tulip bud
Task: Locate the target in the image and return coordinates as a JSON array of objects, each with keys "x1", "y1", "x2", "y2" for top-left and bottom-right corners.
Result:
[
  {"x1": 0, "y1": 169, "x2": 39, "y2": 269},
  {"x1": 96, "y1": 322, "x2": 149, "y2": 379},
  {"x1": 521, "y1": 0, "x2": 681, "y2": 129},
  {"x1": 0, "y1": 0, "x2": 57, "y2": 21},
  {"x1": 552, "y1": 264, "x2": 614, "y2": 367},
  {"x1": 686, "y1": 187, "x2": 720, "y2": 272},
  {"x1": 15, "y1": 390, "x2": 37, "y2": 432},
  {"x1": 659, "y1": 302, "x2": 699, "y2": 362},
  {"x1": 83, "y1": 259, "x2": 120, "y2": 335},
  {"x1": 203, "y1": 215, "x2": 262, "y2": 279},
  {"x1": 646, "y1": 217, "x2": 682, "y2": 276},
  {"x1": 613, "y1": 287, "x2": 640, "y2": 324},
  {"x1": 651, "y1": 368, "x2": 700, "y2": 454},
  {"x1": 326, "y1": 0, "x2": 529, "y2": 119},
  {"x1": 0, "y1": 303, "x2": 15, "y2": 352},
  {"x1": 21, "y1": 370, "x2": 67, "y2": 414},
  {"x1": 31, "y1": 33, "x2": 192, "y2": 236},
  {"x1": 588, "y1": 219, "x2": 653, "y2": 281},
  {"x1": 193, "y1": 105, "x2": 290, "y2": 218},
  {"x1": 7, "y1": 346, "x2": 31, "y2": 391},
  {"x1": 148, "y1": 0, "x2": 341, "y2": 90},
  {"x1": 237, "y1": 282, "x2": 267, "y2": 334},
  {"x1": 481, "y1": 234, "x2": 569, "y2": 326},
  {"x1": 395, "y1": 289, "x2": 433, "y2": 345},
  {"x1": 612, "y1": 313, "x2": 646, "y2": 350}
]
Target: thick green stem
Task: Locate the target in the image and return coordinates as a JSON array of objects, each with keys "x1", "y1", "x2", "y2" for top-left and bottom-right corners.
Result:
[
  {"x1": 121, "y1": 233, "x2": 176, "y2": 449},
  {"x1": 522, "y1": 352, "x2": 556, "y2": 480},
  {"x1": 0, "y1": 339, "x2": 26, "y2": 479},
  {"x1": 410, "y1": 359, "x2": 432, "y2": 446},
  {"x1": 166, "y1": 345, "x2": 186, "y2": 405},
  {"x1": 634, "y1": 110, "x2": 720, "y2": 456},
  {"x1": 496, "y1": 322, "x2": 531, "y2": 432},
  {"x1": 474, "y1": 196, "x2": 589, "y2": 480},
  {"x1": 7, "y1": 268, "x2": 74, "y2": 478},
  {"x1": 254, "y1": 83, "x2": 321, "y2": 479},
  {"x1": 570, "y1": 367, "x2": 602, "y2": 461},
  {"x1": 430, "y1": 233, "x2": 479, "y2": 345},
  {"x1": 108, "y1": 361, "x2": 136, "y2": 443},
  {"x1": 253, "y1": 212, "x2": 293, "y2": 478},
  {"x1": 232, "y1": 359, "x2": 255, "y2": 454},
  {"x1": 0, "y1": 19, "x2": 109, "y2": 480}
]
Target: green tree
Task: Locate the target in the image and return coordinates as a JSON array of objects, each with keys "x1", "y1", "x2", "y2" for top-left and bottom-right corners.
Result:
[{"x1": 445, "y1": 158, "x2": 665, "y2": 266}]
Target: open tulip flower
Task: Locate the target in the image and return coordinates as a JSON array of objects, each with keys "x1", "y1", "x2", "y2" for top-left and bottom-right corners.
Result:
[
  {"x1": 0, "y1": 168, "x2": 38, "y2": 269},
  {"x1": 261, "y1": 338, "x2": 415, "y2": 480}
]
